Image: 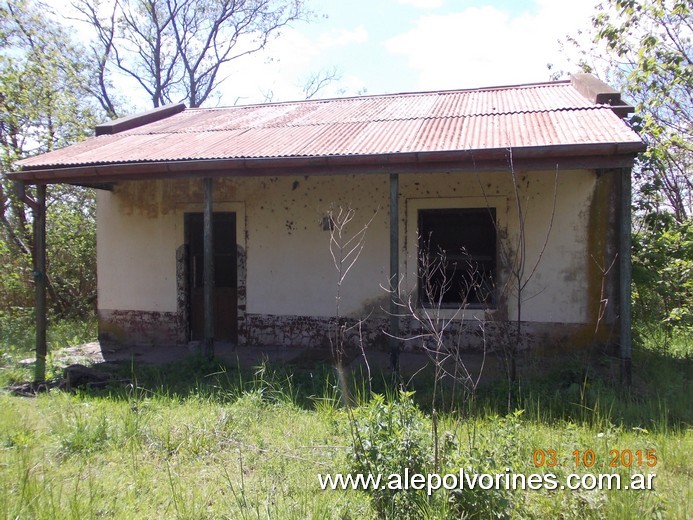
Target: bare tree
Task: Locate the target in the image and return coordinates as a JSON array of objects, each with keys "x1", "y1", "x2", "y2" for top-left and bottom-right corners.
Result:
[
  {"x1": 478, "y1": 155, "x2": 558, "y2": 404},
  {"x1": 327, "y1": 206, "x2": 376, "y2": 368},
  {"x1": 384, "y1": 241, "x2": 488, "y2": 471},
  {"x1": 71, "y1": 0, "x2": 311, "y2": 111},
  {"x1": 65, "y1": 0, "x2": 122, "y2": 118},
  {"x1": 257, "y1": 66, "x2": 341, "y2": 104},
  {"x1": 402, "y1": 243, "x2": 487, "y2": 395},
  {"x1": 301, "y1": 66, "x2": 341, "y2": 100}
]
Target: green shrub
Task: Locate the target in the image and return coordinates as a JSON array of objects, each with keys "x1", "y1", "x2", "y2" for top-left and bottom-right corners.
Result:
[
  {"x1": 346, "y1": 392, "x2": 436, "y2": 519},
  {"x1": 345, "y1": 392, "x2": 522, "y2": 519},
  {"x1": 633, "y1": 215, "x2": 692, "y2": 336},
  {"x1": 446, "y1": 411, "x2": 525, "y2": 519},
  {"x1": 0, "y1": 308, "x2": 35, "y2": 352}
]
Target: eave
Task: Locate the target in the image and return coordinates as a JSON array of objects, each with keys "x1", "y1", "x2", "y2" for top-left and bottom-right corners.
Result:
[{"x1": 10, "y1": 142, "x2": 645, "y2": 187}]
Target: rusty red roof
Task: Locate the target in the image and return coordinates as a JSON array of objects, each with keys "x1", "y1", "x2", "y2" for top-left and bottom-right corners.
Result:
[{"x1": 14, "y1": 74, "x2": 645, "y2": 182}]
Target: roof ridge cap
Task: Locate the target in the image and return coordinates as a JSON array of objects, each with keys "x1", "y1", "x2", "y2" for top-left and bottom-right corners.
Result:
[
  {"x1": 123, "y1": 105, "x2": 613, "y2": 134},
  {"x1": 182, "y1": 80, "x2": 574, "y2": 111}
]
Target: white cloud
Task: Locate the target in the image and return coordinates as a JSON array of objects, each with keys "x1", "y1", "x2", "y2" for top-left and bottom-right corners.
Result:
[
  {"x1": 221, "y1": 24, "x2": 369, "y2": 104},
  {"x1": 220, "y1": 29, "x2": 317, "y2": 104},
  {"x1": 384, "y1": 0, "x2": 599, "y2": 90},
  {"x1": 396, "y1": 0, "x2": 445, "y2": 8},
  {"x1": 318, "y1": 26, "x2": 368, "y2": 48}
]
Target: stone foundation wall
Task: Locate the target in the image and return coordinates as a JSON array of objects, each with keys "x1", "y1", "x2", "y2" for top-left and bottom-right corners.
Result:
[
  {"x1": 98, "y1": 308, "x2": 618, "y2": 355},
  {"x1": 235, "y1": 312, "x2": 618, "y2": 354},
  {"x1": 242, "y1": 313, "x2": 390, "y2": 350},
  {"x1": 98, "y1": 309, "x2": 181, "y2": 348}
]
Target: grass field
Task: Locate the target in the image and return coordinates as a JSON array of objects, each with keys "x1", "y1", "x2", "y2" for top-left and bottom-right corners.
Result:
[{"x1": 0, "y1": 315, "x2": 690, "y2": 518}]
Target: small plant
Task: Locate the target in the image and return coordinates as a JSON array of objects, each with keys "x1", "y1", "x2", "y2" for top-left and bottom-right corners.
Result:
[
  {"x1": 57, "y1": 409, "x2": 111, "y2": 456},
  {"x1": 326, "y1": 205, "x2": 377, "y2": 377},
  {"x1": 345, "y1": 391, "x2": 438, "y2": 519},
  {"x1": 395, "y1": 240, "x2": 489, "y2": 405},
  {"x1": 447, "y1": 410, "x2": 525, "y2": 519}
]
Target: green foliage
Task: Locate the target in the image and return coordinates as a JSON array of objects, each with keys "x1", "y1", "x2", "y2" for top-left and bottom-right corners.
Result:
[
  {"x1": 346, "y1": 392, "x2": 436, "y2": 519},
  {"x1": 0, "y1": 239, "x2": 31, "y2": 308},
  {"x1": 0, "y1": 334, "x2": 690, "y2": 518},
  {"x1": 633, "y1": 215, "x2": 693, "y2": 333},
  {"x1": 568, "y1": 0, "x2": 693, "y2": 337},
  {"x1": 55, "y1": 409, "x2": 112, "y2": 456},
  {"x1": 0, "y1": 313, "x2": 97, "y2": 386},
  {"x1": 446, "y1": 412, "x2": 524, "y2": 519},
  {"x1": 0, "y1": 1, "x2": 101, "y2": 161},
  {"x1": 0, "y1": 307, "x2": 35, "y2": 351},
  {"x1": 44, "y1": 185, "x2": 97, "y2": 317},
  {"x1": 591, "y1": 0, "x2": 691, "y2": 222},
  {"x1": 344, "y1": 393, "x2": 523, "y2": 519},
  {"x1": 0, "y1": 0, "x2": 100, "y2": 318},
  {"x1": 0, "y1": 185, "x2": 97, "y2": 318}
]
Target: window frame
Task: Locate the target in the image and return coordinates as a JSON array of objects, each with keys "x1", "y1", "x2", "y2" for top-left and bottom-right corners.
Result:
[
  {"x1": 417, "y1": 207, "x2": 497, "y2": 309},
  {"x1": 405, "y1": 196, "x2": 505, "y2": 318}
]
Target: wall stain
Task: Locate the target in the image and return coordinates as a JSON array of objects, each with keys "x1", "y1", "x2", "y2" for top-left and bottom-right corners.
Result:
[
  {"x1": 585, "y1": 169, "x2": 620, "y2": 348},
  {"x1": 115, "y1": 181, "x2": 160, "y2": 218},
  {"x1": 115, "y1": 178, "x2": 243, "y2": 217},
  {"x1": 103, "y1": 171, "x2": 620, "y2": 354}
]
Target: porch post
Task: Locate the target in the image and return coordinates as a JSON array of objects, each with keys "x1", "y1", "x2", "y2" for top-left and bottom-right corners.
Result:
[
  {"x1": 619, "y1": 167, "x2": 632, "y2": 385},
  {"x1": 203, "y1": 177, "x2": 215, "y2": 358},
  {"x1": 389, "y1": 173, "x2": 400, "y2": 372},
  {"x1": 34, "y1": 184, "x2": 47, "y2": 383}
]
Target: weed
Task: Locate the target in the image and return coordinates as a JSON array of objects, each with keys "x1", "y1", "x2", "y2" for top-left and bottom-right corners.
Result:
[
  {"x1": 446, "y1": 411, "x2": 525, "y2": 519},
  {"x1": 55, "y1": 407, "x2": 111, "y2": 456},
  {"x1": 345, "y1": 391, "x2": 440, "y2": 519}
]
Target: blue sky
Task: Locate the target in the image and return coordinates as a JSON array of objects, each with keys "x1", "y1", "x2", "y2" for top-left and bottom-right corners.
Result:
[
  {"x1": 56, "y1": 0, "x2": 602, "y2": 108},
  {"x1": 222, "y1": 0, "x2": 600, "y2": 105}
]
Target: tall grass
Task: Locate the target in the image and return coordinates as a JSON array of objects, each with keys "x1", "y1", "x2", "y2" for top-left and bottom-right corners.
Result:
[
  {"x1": 0, "y1": 320, "x2": 690, "y2": 518},
  {"x1": 0, "y1": 310, "x2": 97, "y2": 385}
]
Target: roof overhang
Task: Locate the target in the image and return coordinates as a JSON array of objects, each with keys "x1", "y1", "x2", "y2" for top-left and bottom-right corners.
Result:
[{"x1": 10, "y1": 142, "x2": 645, "y2": 187}]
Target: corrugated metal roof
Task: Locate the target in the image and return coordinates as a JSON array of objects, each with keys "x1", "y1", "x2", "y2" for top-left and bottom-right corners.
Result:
[{"x1": 18, "y1": 79, "x2": 644, "y2": 171}]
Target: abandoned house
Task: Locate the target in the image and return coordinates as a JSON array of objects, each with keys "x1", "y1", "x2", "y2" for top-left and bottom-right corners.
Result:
[{"x1": 11, "y1": 73, "x2": 645, "y2": 364}]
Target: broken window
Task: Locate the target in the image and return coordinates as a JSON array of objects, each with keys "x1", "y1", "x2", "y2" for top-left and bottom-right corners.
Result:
[{"x1": 418, "y1": 208, "x2": 496, "y2": 308}]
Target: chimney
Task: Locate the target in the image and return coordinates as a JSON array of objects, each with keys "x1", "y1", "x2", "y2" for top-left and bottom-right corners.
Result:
[{"x1": 570, "y1": 73, "x2": 634, "y2": 118}]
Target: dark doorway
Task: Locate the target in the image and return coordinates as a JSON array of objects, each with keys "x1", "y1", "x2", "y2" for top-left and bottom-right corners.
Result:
[{"x1": 185, "y1": 212, "x2": 237, "y2": 343}]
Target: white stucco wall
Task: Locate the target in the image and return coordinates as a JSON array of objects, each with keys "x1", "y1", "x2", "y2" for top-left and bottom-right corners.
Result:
[
  {"x1": 97, "y1": 168, "x2": 600, "y2": 331},
  {"x1": 400, "y1": 170, "x2": 596, "y2": 323},
  {"x1": 97, "y1": 189, "x2": 178, "y2": 312}
]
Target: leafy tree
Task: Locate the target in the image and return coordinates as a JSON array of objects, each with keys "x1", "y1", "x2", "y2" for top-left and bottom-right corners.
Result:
[
  {"x1": 561, "y1": 0, "x2": 692, "y2": 337},
  {"x1": 592, "y1": 0, "x2": 692, "y2": 336},
  {"x1": 563, "y1": 0, "x2": 691, "y2": 220},
  {"x1": 71, "y1": 0, "x2": 312, "y2": 110},
  {"x1": 0, "y1": 0, "x2": 100, "y2": 317},
  {"x1": 590, "y1": 0, "x2": 691, "y2": 222},
  {"x1": 632, "y1": 215, "x2": 692, "y2": 335}
]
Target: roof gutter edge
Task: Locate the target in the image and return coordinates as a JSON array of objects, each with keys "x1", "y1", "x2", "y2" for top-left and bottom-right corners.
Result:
[{"x1": 10, "y1": 142, "x2": 646, "y2": 184}]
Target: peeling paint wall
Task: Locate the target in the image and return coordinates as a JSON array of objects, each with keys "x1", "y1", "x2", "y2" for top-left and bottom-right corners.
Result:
[
  {"x1": 243, "y1": 175, "x2": 389, "y2": 318},
  {"x1": 96, "y1": 168, "x2": 616, "y2": 349},
  {"x1": 400, "y1": 170, "x2": 599, "y2": 324}
]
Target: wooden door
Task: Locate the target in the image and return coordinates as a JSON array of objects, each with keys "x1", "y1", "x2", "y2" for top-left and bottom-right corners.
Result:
[{"x1": 186, "y1": 212, "x2": 237, "y2": 343}]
